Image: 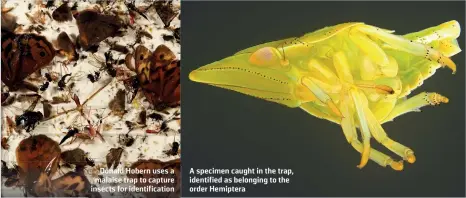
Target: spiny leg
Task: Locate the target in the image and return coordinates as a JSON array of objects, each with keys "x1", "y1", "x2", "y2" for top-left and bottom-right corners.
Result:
[{"x1": 382, "y1": 92, "x2": 449, "y2": 124}]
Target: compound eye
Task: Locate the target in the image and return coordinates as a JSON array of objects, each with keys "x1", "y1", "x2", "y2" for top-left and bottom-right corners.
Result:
[{"x1": 249, "y1": 47, "x2": 288, "y2": 67}]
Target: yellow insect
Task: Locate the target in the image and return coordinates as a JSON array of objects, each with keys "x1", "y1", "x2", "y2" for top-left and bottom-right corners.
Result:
[{"x1": 189, "y1": 21, "x2": 462, "y2": 170}]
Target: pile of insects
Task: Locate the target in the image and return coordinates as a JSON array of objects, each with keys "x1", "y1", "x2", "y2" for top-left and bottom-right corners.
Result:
[
  {"x1": 1, "y1": 0, "x2": 180, "y2": 197},
  {"x1": 190, "y1": 21, "x2": 461, "y2": 171}
]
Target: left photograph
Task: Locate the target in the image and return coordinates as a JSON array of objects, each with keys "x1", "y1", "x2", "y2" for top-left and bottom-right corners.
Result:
[{"x1": 1, "y1": 1, "x2": 180, "y2": 197}]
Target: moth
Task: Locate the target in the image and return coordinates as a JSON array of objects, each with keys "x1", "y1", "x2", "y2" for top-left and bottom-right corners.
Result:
[
  {"x1": 16, "y1": 135, "x2": 61, "y2": 182},
  {"x1": 106, "y1": 147, "x2": 124, "y2": 170},
  {"x1": 1, "y1": 30, "x2": 56, "y2": 90},
  {"x1": 189, "y1": 21, "x2": 462, "y2": 170},
  {"x1": 74, "y1": 9, "x2": 124, "y2": 50},
  {"x1": 52, "y1": 2, "x2": 72, "y2": 22},
  {"x1": 154, "y1": 1, "x2": 179, "y2": 28},
  {"x1": 108, "y1": 89, "x2": 126, "y2": 116},
  {"x1": 60, "y1": 148, "x2": 94, "y2": 169},
  {"x1": 24, "y1": 156, "x2": 94, "y2": 197},
  {"x1": 54, "y1": 32, "x2": 78, "y2": 62},
  {"x1": 125, "y1": 44, "x2": 180, "y2": 111}
]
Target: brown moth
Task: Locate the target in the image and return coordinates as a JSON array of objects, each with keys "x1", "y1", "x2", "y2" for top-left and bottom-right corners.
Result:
[
  {"x1": 106, "y1": 147, "x2": 123, "y2": 169},
  {"x1": 54, "y1": 31, "x2": 78, "y2": 62},
  {"x1": 16, "y1": 135, "x2": 61, "y2": 186},
  {"x1": 74, "y1": 9, "x2": 124, "y2": 50},
  {"x1": 125, "y1": 44, "x2": 180, "y2": 111},
  {"x1": 1, "y1": 30, "x2": 56, "y2": 90},
  {"x1": 52, "y1": 2, "x2": 72, "y2": 22}
]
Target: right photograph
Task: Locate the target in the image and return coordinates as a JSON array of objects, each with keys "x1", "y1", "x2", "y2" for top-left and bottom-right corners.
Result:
[{"x1": 182, "y1": 1, "x2": 465, "y2": 197}]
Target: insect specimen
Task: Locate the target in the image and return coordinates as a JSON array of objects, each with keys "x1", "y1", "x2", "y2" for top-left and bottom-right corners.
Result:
[
  {"x1": 125, "y1": 44, "x2": 181, "y2": 111},
  {"x1": 1, "y1": 160, "x2": 20, "y2": 187},
  {"x1": 75, "y1": 9, "x2": 124, "y2": 50},
  {"x1": 59, "y1": 127, "x2": 79, "y2": 145},
  {"x1": 1, "y1": 30, "x2": 56, "y2": 90},
  {"x1": 57, "y1": 73, "x2": 72, "y2": 90},
  {"x1": 23, "y1": 155, "x2": 94, "y2": 197},
  {"x1": 189, "y1": 21, "x2": 462, "y2": 170},
  {"x1": 106, "y1": 147, "x2": 124, "y2": 169},
  {"x1": 52, "y1": 2, "x2": 72, "y2": 22},
  {"x1": 87, "y1": 71, "x2": 101, "y2": 83},
  {"x1": 16, "y1": 135, "x2": 61, "y2": 181},
  {"x1": 153, "y1": 1, "x2": 179, "y2": 28},
  {"x1": 55, "y1": 32, "x2": 78, "y2": 62},
  {"x1": 90, "y1": 51, "x2": 119, "y2": 77},
  {"x1": 1, "y1": 137, "x2": 9, "y2": 149},
  {"x1": 15, "y1": 96, "x2": 43, "y2": 132},
  {"x1": 118, "y1": 134, "x2": 135, "y2": 147},
  {"x1": 146, "y1": 110, "x2": 180, "y2": 134},
  {"x1": 164, "y1": 137, "x2": 179, "y2": 156},
  {"x1": 39, "y1": 81, "x2": 49, "y2": 91},
  {"x1": 60, "y1": 148, "x2": 94, "y2": 169},
  {"x1": 108, "y1": 89, "x2": 126, "y2": 116}
]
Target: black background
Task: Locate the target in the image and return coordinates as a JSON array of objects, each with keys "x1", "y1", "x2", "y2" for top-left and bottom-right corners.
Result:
[{"x1": 181, "y1": 1, "x2": 466, "y2": 197}]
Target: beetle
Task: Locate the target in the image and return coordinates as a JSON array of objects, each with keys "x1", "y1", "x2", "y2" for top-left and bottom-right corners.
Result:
[{"x1": 189, "y1": 21, "x2": 461, "y2": 170}]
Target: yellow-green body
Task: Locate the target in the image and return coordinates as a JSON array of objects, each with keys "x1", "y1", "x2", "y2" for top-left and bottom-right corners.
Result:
[{"x1": 189, "y1": 21, "x2": 461, "y2": 170}]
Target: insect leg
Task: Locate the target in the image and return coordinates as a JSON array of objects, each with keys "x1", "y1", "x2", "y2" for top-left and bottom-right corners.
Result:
[
  {"x1": 302, "y1": 100, "x2": 400, "y2": 170},
  {"x1": 332, "y1": 51, "x2": 354, "y2": 83},
  {"x1": 403, "y1": 20, "x2": 460, "y2": 46},
  {"x1": 349, "y1": 27, "x2": 389, "y2": 66},
  {"x1": 359, "y1": 91, "x2": 416, "y2": 164},
  {"x1": 348, "y1": 89, "x2": 371, "y2": 168},
  {"x1": 306, "y1": 59, "x2": 342, "y2": 93},
  {"x1": 301, "y1": 77, "x2": 342, "y2": 117},
  {"x1": 300, "y1": 102, "x2": 339, "y2": 124},
  {"x1": 350, "y1": 139, "x2": 404, "y2": 171},
  {"x1": 381, "y1": 92, "x2": 449, "y2": 124},
  {"x1": 356, "y1": 25, "x2": 456, "y2": 73}
]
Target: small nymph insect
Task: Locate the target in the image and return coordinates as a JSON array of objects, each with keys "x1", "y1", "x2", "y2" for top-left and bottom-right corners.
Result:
[{"x1": 190, "y1": 21, "x2": 462, "y2": 170}]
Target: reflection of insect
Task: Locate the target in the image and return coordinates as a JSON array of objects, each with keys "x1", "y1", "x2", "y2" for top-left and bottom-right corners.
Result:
[{"x1": 189, "y1": 21, "x2": 462, "y2": 171}]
